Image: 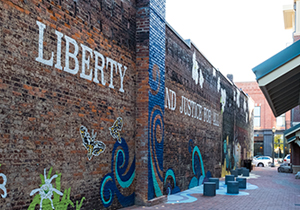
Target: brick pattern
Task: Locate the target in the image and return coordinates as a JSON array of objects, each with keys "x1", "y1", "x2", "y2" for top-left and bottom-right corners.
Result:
[
  {"x1": 0, "y1": 0, "x2": 136, "y2": 209},
  {"x1": 164, "y1": 25, "x2": 253, "y2": 193},
  {"x1": 235, "y1": 81, "x2": 291, "y2": 131},
  {"x1": 147, "y1": 0, "x2": 166, "y2": 201},
  {"x1": 0, "y1": 0, "x2": 254, "y2": 209},
  {"x1": 135, "y1": 0, "x2": 151, "y2": 206}
]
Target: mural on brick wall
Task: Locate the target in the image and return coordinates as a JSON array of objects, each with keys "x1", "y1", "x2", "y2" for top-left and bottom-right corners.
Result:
[
  {"x1": 188, "y1": 140, "x2": 206, "y2": 189},
  {"x1": 109, "y1": 117, "x2": 123, "y2": 143},
  {"x1": 147, "y1": 0, "x2": 166, "y2": 200},
  {"x1": 222, "y1": 136, "x2": 232, "y2": 177},
  {"x1": 220, "y1": 88, "x2": 227, "y2": 114},
  {"x1": 29, "y1": 167, "x2": 85, "y2": 210},
  {"x1": 192, "y1": 52, "x2": 204, "y2": 88},
  {"x1": 0, "y1": 164, "x2": 7, "y2": 198},
  {"x1": 99, "y1": 118, "x2": 135, "y2": 208},
  {"x1": 164, "y1": 168, "x2": 180, "y2": 195},
  {"x1": 35, "y1": 20, "x2": 128, "y2": 93},
  {"x1": 221, "y1": 129, "x2": 247, "y2": 177},
  {"x1": 80, "y1": 126, "x2": 106, "y2": 160}
]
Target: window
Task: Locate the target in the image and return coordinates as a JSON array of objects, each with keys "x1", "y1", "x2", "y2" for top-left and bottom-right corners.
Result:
[
  {"x1": 276, "y1": 114, "x2": 285, "y2": 127},
  {"x1": 254, "y1": 106, "x2": 261, "y2": 127},
  {"x1": 274, "y1": 134, "x2": 284, "y2": 158}
]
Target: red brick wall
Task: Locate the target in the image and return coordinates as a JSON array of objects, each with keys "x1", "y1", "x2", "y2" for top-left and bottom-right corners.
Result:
[
  {"x1": 0, "y1": 0, "x2": 254, "y2": 208},
  {"x1": 135, "y1": 0, "x2": 150, "y2": 205},
  {"x1": 0, "y1": 0, "x2": 136, "y2": 209},
  {"x1": 164, "y1": 26, "x2": 222, "y2": 191},
  {"x1": 235, "y1": 81, "x2": 291, "y2": 130},
  {"x1": 164, "y1": 25, "x2": 253, "y2": 191}
]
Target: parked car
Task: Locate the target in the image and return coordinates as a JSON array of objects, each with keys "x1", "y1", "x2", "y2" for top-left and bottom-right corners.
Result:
[
  {"x1": 253, "y1": 155, "x2": 262, "y2": 159},
  {"x1": 252, "y1": 156, "x2": 272, "y2": 167},
  {"x1": 284, "y1": 154, "x2": 290, "y2": 164},
  {"x1": 277, "y1": 163, "x2": 292, "y2": 173}
]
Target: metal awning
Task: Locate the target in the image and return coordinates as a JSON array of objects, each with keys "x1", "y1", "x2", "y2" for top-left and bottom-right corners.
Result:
[
  {"x1": 284, "y1": 123, "x2": 300, "y2": 144},
  {"x1": 252, "y1": 39, "x2": 300, "y2": 117}
]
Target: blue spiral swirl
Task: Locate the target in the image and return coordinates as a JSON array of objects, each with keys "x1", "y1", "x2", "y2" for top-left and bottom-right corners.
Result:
[{"x1": 99, "y1": 138, "x2": 135, "y2": 208}]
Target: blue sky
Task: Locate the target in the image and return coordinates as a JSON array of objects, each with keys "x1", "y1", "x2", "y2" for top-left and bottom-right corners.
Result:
[{"x1": 166, "y1": 0, "x2": 293, "y2": 82}]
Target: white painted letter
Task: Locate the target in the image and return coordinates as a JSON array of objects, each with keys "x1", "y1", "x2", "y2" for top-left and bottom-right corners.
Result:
[
  {"x1": 93, "y1": 51, "x2": 106, "y2": 86},
  {"x1": 54, "y1": 30, "x2": 63, "y2": 70},
  {"x1": 64, "y1": 35, "x2": 79, "y2": 75},
  {"x1": 197, "y1": 104, "x2": 202, "y2": 120},
  {"x1": 118, "y1": 63, "x2": 127, "y2": 93},
  {"x1": 80, "y1": 44, "x2": 93, "y2": 81},
  {"x1": 36, "y1": 21, "x2": 54, "y2": 66},
  {"x1": 165, "y1": 87, "x2": 170, "y2": 109},
  {"x1": 106, "y1": 57, "x2": 117, "y2": 89},
  {"x1": 170, "y1": 90, "x2": 176, "y2": 111},
  {"x1": 180, "y1": 96, "x2": 185, "y2": 114}
]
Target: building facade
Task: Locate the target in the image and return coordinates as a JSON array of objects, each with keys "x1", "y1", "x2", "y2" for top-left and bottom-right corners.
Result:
[
  {"x1": 235, "y1": 82, "x2": 291, "y2": 158},
  {"x1": 251, "y1": 0, "x2": 300, "y2": 173}
]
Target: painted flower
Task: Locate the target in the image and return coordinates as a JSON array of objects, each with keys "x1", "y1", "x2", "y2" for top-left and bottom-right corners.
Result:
[
  {"x1": 0, "y1": 164, "x2": 7, "y2": 198},
  {"x1": 30, "y1": 168, "x2": 63, "y2": 210}
]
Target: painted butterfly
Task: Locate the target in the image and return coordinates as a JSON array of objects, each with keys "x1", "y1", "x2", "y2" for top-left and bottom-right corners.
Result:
[
  {"x1": 80, "y1": 126, "x2": 106, "y2": 160},
  {"x1": 109, "y1": 117, "x2": 123, "y2": 143}
]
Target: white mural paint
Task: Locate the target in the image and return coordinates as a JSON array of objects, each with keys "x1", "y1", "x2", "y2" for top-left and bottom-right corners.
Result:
[
  {"x1": 236, "y1": 88, "x2": 240, "y2": 108},
  {"x1": 191, "y1": 52, "x2": 205, "y2": 88},
  {"x1": 165, "y1": 87, "x2": 176, "y2": 111},
  {"x1": 35, "y1": 21, "x2": 127, "y2": 93},
  {"x1": 244, "y1": 99, "x2": 248, "y2": 123},
  {"x1": 220, "y1": 88, "x2": 227, "y2": 114},
  {"x1": 213, "y1": 112, "x2": 219, "y2": 126},
  {"x1": 179, "y1": 95, "x2": 219, "y2": 126},
  {"x1": 30, "y1": 168, "x2": 63, "y2": 210},
  {"x1": 180, "y1": 96, "x2": 202, "y2": 120},
  {"x1": 243, "y1": 99, "x2": 247, "y2": 112},
  {"x1": 80, "y1": 126, "x2": 106, "y2": 160},
  {"x1": 199, "y1": 69, "x2": 204, "y2": 89},
  {"x1": 192, "y1": 52, "x2": 199, "y2": 85},
  {"x1": 217, "y1": 77, "x2": 220, "y2": 93},
  {"x1": 109, "y1": 117, "x2": 123, "y2": 143},
  {"x1": 0, "y1": 165, "x2": 7, "y2": 198}
]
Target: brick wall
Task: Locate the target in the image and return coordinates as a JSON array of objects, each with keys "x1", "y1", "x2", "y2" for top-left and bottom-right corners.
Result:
[
  {"x1": 0, "y1": 0, "x2": 136, "y2": 209},
  {"x1": 0, "y1": 0, "x2": 254, "y2": 209},
  {"x1": 164, "y1": 25, "x2": 254, "y2": 191},
  {"x1": 236, "y1": 81, "x2": 291, "y2": 131}
]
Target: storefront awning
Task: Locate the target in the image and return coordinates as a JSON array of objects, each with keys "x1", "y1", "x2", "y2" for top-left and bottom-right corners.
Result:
[
  {"x1": 252, "y1": 39, "x2": 300, "y2": 117},
  {"x1": 284, "y1": 123, "x2": 300, "y2": 144}
]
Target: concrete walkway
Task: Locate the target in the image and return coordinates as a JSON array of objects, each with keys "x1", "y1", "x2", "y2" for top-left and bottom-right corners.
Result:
[{"x1": 122, "y1": 167, "x2": 300, "y2": 210}]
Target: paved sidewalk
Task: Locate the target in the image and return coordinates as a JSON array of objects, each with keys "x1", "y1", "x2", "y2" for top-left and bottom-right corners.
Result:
[{"x1": 122, "y1": 167, "x2": 300, "y2": 210}]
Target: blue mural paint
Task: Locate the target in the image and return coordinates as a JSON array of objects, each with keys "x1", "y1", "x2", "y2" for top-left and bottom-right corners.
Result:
[
  {"x1": 188, "y1": 140, "x2": 205, "y2": 188},
  {"x1": 148, "y1": 0, "x2": 166, "y2": 200},
  {"x1": 203, "y1": 171, "x2": 212, "y2": 183},
  {"x1": 99, "y1": 138, "x2": 135, "y2": 208},
  {"x1": 167, "y1": 182, "x2": 259, "y2": 204},
  {"x1": 164, "y1": 168, "x2": 180, "y2": 195}
]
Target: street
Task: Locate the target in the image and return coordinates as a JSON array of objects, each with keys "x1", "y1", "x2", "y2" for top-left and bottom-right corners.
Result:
[{"x1": 123, "y1": 167, "x2": 300, "y2": 210}]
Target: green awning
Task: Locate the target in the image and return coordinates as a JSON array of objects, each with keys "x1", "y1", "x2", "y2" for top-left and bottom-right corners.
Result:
[
  {"x1": 284, "y1": 123, "x2": 300, "y2": 144},
  {"x1": 252, "y1": 40, "x2": 300, "y2": 117}
]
